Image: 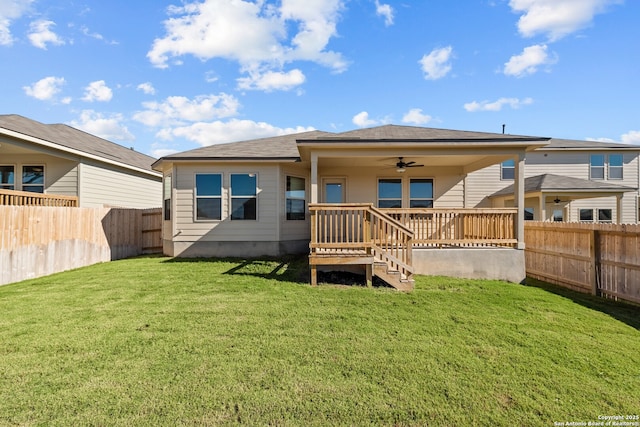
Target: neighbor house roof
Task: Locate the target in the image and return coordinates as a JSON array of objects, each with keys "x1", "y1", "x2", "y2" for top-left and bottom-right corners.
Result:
[
  {"x1": 0, "y1": 114, "x2": 160, "y2": 176},
  {"x1": 541, "y1": 138, "x2": 639, "y2": 151},
  {"x1": 490, "y1": 173, "x2": 637, "y2": 198}
]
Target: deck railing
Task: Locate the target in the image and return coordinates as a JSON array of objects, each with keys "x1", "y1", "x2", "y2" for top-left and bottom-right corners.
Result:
[
  {"x1": 0, "y1": 189, "x2": 78, "y2": 207},
  {"x1": 309, "y1": 203, "x2": 414, "y2": 279},
  {"x1": 381, "y1": 208, "x2": 517, "y2": 248}
]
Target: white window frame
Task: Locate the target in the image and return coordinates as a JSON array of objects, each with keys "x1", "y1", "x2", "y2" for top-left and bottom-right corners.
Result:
[
  {"x1": 0, "y1": 164, "x2": 15, "y2": 190},
  {"x1": 501, "y1": 159, "x2": 515, "y2": 181},
  {"x1": 194, "y1": 173, "x2": 222, "y2": 221},
  {"x1": 285, "y1": 175, "x2": 306, "y2": 221},
  {"x1": 163, "y1": 174, "x2": 172, "y2": 221},
  {"x1": 608, "y1": 154, "x2": 623, "y2": 180},
  {"x1": 377, "y1": 178, "x2": 402, "y2": 208},
  {"x1": 230, "y1": 173, "x2": 258, "y2": 221},
  {"x1": 409, "y1": 178, "x2": 434, "y2": 208},
  {"x1": 22, "y1": 165, "x2": 45, "y2": 193},
  {"x1": 590, "y1": 155, "x2": 605, "y2": 180}
]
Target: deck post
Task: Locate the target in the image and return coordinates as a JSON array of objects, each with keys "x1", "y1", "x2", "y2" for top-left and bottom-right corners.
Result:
[
  {"x1": 365, "y1": 264, "x2": 372, "y2": 287},
  {"x1": 515, "y1": 152, "x2": 526, "y2": 250}
]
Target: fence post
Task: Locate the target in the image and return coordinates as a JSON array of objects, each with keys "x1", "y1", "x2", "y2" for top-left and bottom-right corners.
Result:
[{"x1": 590, "y1": 229, "x2": 600, "y2": 296}]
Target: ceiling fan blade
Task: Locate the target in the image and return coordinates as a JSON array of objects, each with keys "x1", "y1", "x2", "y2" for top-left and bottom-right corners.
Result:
[
  {"x1": 405, "y1": 161, "x2": 416, "y2": 166},
  {"x1": 407, "y1": 164, "x2": 425, "y2": 167}
]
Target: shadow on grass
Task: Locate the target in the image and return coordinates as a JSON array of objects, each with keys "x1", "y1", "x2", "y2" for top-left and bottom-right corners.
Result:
[
  {"x1": 524, "y1": 278, "x2": 640, "y2": 331},
  {"x1": 162, "y1": 255, "x2": 310, "y2": 284}
]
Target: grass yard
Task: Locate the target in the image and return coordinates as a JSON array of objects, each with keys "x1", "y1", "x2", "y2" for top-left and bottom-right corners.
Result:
[{"x1": 0, "y1": 256, "x2": 639, "y2": 426}]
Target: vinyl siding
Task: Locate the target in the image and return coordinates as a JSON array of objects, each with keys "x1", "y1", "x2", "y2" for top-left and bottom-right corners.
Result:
[
  {"x1": 467, "y1": 151, "x2": 640, "y2": 223},
  {"x1": 0, "y1": 153, "x2": 78, "y2": 196},
  {"x1": 173, "y1": 164, "x2": 279, "y2": 242},
  {"x1": 79, "y1": 161, "x2": 161, "y2": 208}
]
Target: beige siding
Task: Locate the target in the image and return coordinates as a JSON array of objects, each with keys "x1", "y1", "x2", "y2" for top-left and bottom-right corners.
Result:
[
  {"x1": 0, "y1": 153, "x2": 78, "y2": 196},
  {"x1": 280, "y1": 165, "x2": 311, "y2": 242},
  {"x1": 468, "y1": 151, "x2": 640, "y2": 223},
  {"x1": 174, "y1": 163, "x2": 279, "y2": 242},
  {"x1": 79, "y1": 161, "x2": 162, "y2": 208}
]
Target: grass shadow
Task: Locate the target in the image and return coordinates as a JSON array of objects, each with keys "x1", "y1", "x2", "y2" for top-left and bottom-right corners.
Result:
[
  {"x1": 524, "y1": 278, "x2": 640, "y2": 331},
  {"x1": 162, "y1": 254, "x2": 310, "y2": 284}
]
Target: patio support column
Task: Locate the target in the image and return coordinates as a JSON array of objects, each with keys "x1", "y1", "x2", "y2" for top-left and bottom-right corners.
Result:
[
  {"x1": 616, "y1": 194, "x2": 623, "y2": 223},
  {"x1": 515, "y1": 152, "x2": 526, "y2": 249},
  {"x1": 311, "y1": 152, "x2": 319, "y2": 204},
  {"x1": 539, "y1": 193, "x2": 546, "y2": 222}
]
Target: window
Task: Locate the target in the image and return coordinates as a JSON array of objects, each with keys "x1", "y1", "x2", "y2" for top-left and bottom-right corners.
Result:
[
  {"x1": 501, "y1": 159, "x2": 515, "y2": 180},
  {"x1": 598, "y1": 209, "x2": 613, "y2": 223},
  {"x1": 286, "y1": 176, "x2": 305, "y2": 220},
  {"x1": 378, "y1": 178, "x2": 402, "y2": 208},
  {"x1": 409, "y1": 179, "x2": 433, "y2": 208},
  {"x1": 231, "y1": 173, "x2": 257, "y2": 220},
  {"x1": 22, "y1": 165, "x2": 44, "y2": 193},
  {"x1": 524, "y1": 207, "x2": 534, "y2": 221},
  {"x1": 579, "y1": 209, "x2": 594, "y2": 222},
  {"x1": 163, "y1": 175, "x2": 172, "y2": 221},
  {"x1": 609, "y1": 154, "x2": 623, "y2": 179},
  {"x1": 590, "y1": 155, "x2": 605, "y2": 180},
  {"x1": 0, "y1": 165, "x2": 14, "y2": 190},
  {"x1": 195, "y1": 174, "x2": 222, "y2": 221},
  {"x1": 552, "y1": 209, "x2": 563, "y2": 222}
]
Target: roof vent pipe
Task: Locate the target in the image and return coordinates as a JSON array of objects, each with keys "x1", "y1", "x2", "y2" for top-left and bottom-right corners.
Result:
[{"x1": 502, "y1": 124, "x2": 506, "y2": 134}]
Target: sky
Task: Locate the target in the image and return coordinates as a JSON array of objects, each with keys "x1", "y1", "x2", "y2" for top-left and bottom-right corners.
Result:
[{"x1": 1, "y1": 0, "x2": 639, "y2": 158}]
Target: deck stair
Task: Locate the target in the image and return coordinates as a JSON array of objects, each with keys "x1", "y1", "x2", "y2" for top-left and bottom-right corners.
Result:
[{"x1": 309, "y1": 204, "x2": 414, "y2": 291}]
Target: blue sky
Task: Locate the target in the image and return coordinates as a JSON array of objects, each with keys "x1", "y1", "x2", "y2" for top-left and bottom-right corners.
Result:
[{"x1": 1, "y1": 0, "x2": 638, "y2": 158}]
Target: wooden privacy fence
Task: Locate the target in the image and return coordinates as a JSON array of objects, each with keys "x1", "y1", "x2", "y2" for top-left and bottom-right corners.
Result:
[
  {"x1": 525, "y1": 222, "x2": 640, "y2": 305},
  {"x1": 0, "y1": 206, "x2": 162, "y2": 286}
]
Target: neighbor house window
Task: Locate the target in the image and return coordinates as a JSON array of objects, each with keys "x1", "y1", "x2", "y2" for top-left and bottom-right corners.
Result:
[
  {"x1": 195, "y1": 174, "x2": 222, "y2": 221},
  {"x1": 231, "y1": 173, "x2": 257, "y2": 220},
  {"x1": 501, "y1": 159, "x2": 515, "y2": 180},
  {"x1": 409, "y1": 179, "x2": 434, "y2": 208},
  {"x1": 608, "y1": 154, "x2": 623, "y2": 179},
  {"x1": 524, "y1": 207, "x2": 534, "y2": 221},
  {"x1": 579, "y1": 209, "x2": 594, "y2": 222},
  {"x1": 590, "y1": 155, "x2": 605, "y2": 180},
  {"x1": 378, "y1": 178, "x2": 402, "y2": 208},
  {"x1": 163, "y1": 175, "x2": 172, "y2": 221},
  {"x1": 598, "y1": 209, "x2": 613, "y2": 223},
  {"x1": 552, "y1": 209, "x2": 563, "y2": 222},
  {"x1": 22, "y1": 165, "x2": 44, "y2": 193},
  {"x1": 286, "y1": 176, "x2": 305, "y2": 220},
  {"x1": 0, "y1": 165, "x2": 14, "y2": 190}
]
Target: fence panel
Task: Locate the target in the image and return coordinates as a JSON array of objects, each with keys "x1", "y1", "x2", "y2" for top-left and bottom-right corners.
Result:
[
  {"x1": 0, "y1": 206, "x2": 162, "y2": 286},
  {"x1": 525, "y1": 222, "x2": 640, "y2": 305}
]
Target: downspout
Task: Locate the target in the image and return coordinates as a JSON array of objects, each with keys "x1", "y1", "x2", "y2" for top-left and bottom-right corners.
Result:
[{"x1": 515, "y1": 152, "x2": 526, "y2": 249}]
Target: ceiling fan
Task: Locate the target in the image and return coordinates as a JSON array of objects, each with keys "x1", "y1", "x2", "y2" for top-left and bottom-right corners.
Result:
[{"x1": 394, "y1": 157, "x2": 424, "y2": 173}]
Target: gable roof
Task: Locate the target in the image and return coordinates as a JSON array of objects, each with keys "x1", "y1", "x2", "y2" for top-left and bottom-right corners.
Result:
[
  {"x1": 490, "y1": 173, "x2": 637, "y2": 198},
  {"x1": 0, "y1": 114, "x2": 160, "y2": 175},
  {"x1": 542, "y1": 138, "x2": 639, "y2": 151}
]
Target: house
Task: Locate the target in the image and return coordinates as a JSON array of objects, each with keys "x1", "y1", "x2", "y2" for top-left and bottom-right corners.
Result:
[
  {"x1": 152, "y1": 124, "x2": 554, "y2": 288},
  {"x1": 469, "y1": 138, "x2": 640, "y2": 223},
  {"x1": 0, "y1": 114, "x2": 161, "y2": 208}
]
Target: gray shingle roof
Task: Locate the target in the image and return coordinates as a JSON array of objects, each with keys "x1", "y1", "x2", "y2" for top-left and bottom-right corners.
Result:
[
  {"x1": 543, "y1": 138, "x2": 639, "y2": 150},
  {"x1": 160, "y1": 130, "x2": 334, "y2": 160},
  {"x1": 491, "y1": 173, "x2": 637, "y2": 198},
  {"x1": 0, "y1": 114, "x2": 159, "y2": 174}
]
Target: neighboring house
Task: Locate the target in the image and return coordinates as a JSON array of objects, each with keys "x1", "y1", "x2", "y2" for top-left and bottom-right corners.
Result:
[
  {"x1": 0, "y1": 114, "x2": 161, "y2": 208},
  {"x1": 152, "y1": 124, "x2": 552, "y2": 287},
  {"x1": 468, "y1": 138, "x2": 640, "y2": 223}
]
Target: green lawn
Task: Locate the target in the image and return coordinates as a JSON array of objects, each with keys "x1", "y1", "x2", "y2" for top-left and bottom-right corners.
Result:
[{"x1": 1, "y1": 256, "x2": 639, "y2": 426}]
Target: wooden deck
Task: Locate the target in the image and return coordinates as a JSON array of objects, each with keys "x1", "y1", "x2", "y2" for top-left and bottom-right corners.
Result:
[{"x1": 309, "y1": 205, "x2": 518, "y2": 290}]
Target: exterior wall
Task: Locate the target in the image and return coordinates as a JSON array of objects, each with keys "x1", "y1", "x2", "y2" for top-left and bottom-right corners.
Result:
[
  {"x1": 317, "y1": 165, "x2": 465, "y2": 208},
  {"x1": 79, "y1": 161, "x2": 161, "y2": 208},
  {"x1": 467, "y1": 150, "x2": 640, "y2": 223},
  {"x1": 170, "y1": 163, "x2": 280, "y2": 257},
  {"x1": 0, "y1": 153, "x2": 78, "y2": 196}
]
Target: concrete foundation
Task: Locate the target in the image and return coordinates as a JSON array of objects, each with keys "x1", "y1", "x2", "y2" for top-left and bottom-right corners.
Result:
[
  {"x1": 166, "y1": 239, "x2": 309, "y2": 258},
  {"x1": 412, "y1": 247, "x2": 526, "y2": 283}
]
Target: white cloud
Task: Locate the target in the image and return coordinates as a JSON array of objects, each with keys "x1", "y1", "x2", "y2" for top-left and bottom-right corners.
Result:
[
  {"x1": 133, "y1": 93, "x2": 241, "y2": 127},
  {"x1": 137, "y1": 82, "x2": 156, "y2": 95},
  {"x1": 69, "y1": 110, "x2": 134, "y2": 141},
  {"x1": 621, "y1": 130, "x2": 640, "y2": 145},
  {"x1": 509, "y1": 0, "x2": 622, "y2": 41},
  {"x1": 28, "y1": 19, "x2": 65, "y2": 49},
  {"x1": 419, "y1": 46, "x2": 453, "y2": 80},
  {"x1": 352, "y1": 111, "x2": 379, "y2": 127},
  {"x1": 0, "y1": 0, "x2": 35, "y2": 46},
  {"x1": 402, "y1": 108, "x2": 432, "y2": 125},
  {"x1": 503, "y1": 44, "x2": 556, "y2": 77},
  {"x1": 147, "y1": 0, "x2": 348, "y2": 90},
  {"x1": 23, "y1": 76, "x2": 66, "y2": 101},
  {"x1": 237, "y1": 68, "x2": 306, "y2": 91},
  {"x1": 464, "y1": 97, "x2": 534, "y2": 112},
  {"x1": 82, "y1": 80, "x2": 113, "y2": 102},
  {"x1": 151, "y1": 146, "x2": 180, "y2": 158},
  {"x1": 375, "y1": 0, "x2": 394, "y2": 26},
  {"x1": 157, "y1": 119, "x2": 315, "y2": 146}
]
